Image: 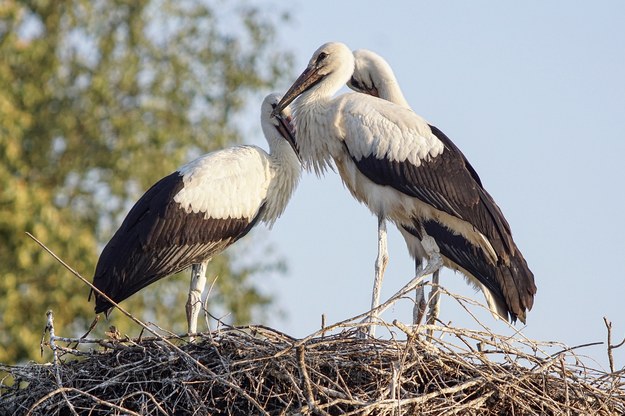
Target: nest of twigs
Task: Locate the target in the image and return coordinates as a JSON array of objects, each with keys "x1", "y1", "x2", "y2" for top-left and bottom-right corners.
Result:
[
  {"x1": 2, "y1": 313, "x2": 624, "y2": 416},
  {"x1": 4, "y1": 234, "x2": 621, "y2": 414}
]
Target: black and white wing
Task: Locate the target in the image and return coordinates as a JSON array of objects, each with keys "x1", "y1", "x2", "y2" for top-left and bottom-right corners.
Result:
[{"x1": 92, "y1": 146, "x2": 271, "y2": 313}]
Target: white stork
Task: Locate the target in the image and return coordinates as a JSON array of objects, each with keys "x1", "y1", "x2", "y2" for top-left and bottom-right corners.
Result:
[
  {"x1": 347, "y1": 49, "x2": 532, "y2": 323},
  {"x1": 91, "y1": 93, "x2": 301, "y2": 337},
  {"x1": 273, "y1": 42, "x2": 536, "y2": 330}
]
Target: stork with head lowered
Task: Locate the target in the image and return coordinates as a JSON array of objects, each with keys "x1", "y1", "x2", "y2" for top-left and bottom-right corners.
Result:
[{"x1": 91, "y1": 93, "x2": 301, "y2": 337}]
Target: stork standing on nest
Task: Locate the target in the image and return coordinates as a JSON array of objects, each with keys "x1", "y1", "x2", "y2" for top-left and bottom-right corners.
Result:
[
  {"x1": 347, "y1": 49, "x2": 500, "y2": 326},
  {"x1": 273, "y1": 42, "x2": 536, "y2": 333},
  {"x1": 91, "y1": 93, "x2": 301, "y2": 337}
]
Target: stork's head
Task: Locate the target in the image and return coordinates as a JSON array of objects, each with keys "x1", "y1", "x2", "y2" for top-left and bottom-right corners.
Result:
[
  {"x1": 262, "y1": 93, "x2": 300, "y2": 161},
  {"x1": 347, "y1": 49, "x2": 410, "y2": 109},
  {"x1": 272, "y1": 42, "x2": 354, "y2": 118},
  {"x1": 347, "y1": 49, "x2": 387, "y2": 98}
]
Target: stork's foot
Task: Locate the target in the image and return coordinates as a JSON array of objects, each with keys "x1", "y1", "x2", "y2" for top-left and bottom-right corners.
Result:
[
  {"x1": 426, "y1": 271, "x2": 441, "y2": 325},
  {"x1": 412, "y1": 236, "x2": 443, "y2": 333},
  {"x1": 412, "y1": 282, "x2": 427, "y2": 326},
  {"x1": 422, "y1": 270, "x2": 441, "y2": 337},
  {"x1": 359, "y1": 323, "x2": 371, "y2": 339},
  {"x1": 356, "y1": 313, "x2": 380, "y2": 338}
]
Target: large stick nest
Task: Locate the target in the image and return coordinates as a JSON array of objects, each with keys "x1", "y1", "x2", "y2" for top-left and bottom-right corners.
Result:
[{"x1": 2, "y1": 318, "x2": 624, "y2": 415}]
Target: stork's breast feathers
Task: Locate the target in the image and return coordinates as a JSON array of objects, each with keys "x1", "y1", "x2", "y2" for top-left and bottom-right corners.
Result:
[{"x1": 175, "y1": 146, "x2": 271, "y2": 220}]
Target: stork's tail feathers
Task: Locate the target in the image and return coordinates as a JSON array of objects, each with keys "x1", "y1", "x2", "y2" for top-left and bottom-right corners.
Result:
[
  {"x1": 467, "y1": 254, "x2": 535, "y2": 324},
  {"x1": 93, "y1": 291, "x2": 114, "y2": 316},
  {"x1": 403, "y1": 218, "x2": 536, "y2": 324},
  {"x1": 498, "y1": 253, "x2": 536, "y2": 324}
]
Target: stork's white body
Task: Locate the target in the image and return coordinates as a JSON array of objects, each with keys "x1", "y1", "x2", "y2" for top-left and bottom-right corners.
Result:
[{"x1": 92, "y1": 93, "x2": 300, "y2": 336}]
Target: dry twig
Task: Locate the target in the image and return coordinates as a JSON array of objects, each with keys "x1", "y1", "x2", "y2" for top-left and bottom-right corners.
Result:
[{"x1": 603, "y1": 317, "x2": 625, "y2": 374}]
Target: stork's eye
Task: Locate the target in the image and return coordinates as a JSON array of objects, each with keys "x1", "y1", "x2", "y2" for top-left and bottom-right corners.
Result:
[
  {"x1": 316, "y1": 52, "x2": 328, "y2": 64},
  {"x1": 271, "y1": 103, "x2": 277, "y2": 109}
]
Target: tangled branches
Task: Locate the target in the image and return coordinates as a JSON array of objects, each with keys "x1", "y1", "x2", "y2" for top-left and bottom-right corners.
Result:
[
  {"x1": 2, "y1": 315, "x2": 624, "y2": 415},
  {"x1": 2, "y1": 235, "x2": 623, "y2": 414}
]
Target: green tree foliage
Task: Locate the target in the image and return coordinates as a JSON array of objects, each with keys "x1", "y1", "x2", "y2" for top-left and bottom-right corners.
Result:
[{"x1": 0, "y1": 0, "x2": 293, "y2": 363}]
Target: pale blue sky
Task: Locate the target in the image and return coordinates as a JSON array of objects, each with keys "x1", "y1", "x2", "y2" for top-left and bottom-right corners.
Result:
[{"x1": 242, "y1": 1, "x2": 625, "y2": 369}]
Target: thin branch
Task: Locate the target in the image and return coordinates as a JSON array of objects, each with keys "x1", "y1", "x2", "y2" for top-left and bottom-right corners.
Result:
[
  {"x1": 41, "y1": 311, "x2": 79, "y2": 416},
  {"x1": 604, "y1": 316, "x2": 625, "y2": 374}
]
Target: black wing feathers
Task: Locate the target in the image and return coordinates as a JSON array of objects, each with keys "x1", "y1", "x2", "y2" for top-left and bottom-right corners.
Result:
[
  {"x1": 428, "y1": 125, "x2": 483, "y2": 186},
  {"x1": 348, "y1": 125, "x2": 515, "y2": 258}
]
